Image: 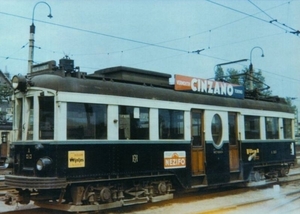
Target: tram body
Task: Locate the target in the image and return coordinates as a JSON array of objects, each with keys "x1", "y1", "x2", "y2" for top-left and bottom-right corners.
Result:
[{"x1": 5, "y1": 58, "x2": 296, "y2": 212}]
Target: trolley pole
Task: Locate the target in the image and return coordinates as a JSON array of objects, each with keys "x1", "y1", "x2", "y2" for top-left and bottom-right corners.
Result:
[
  {"x1": 27, "y1": 1, "x2": 52, "y2": 73},
  {"x1": 249, "y1": 46, "x2": 264, "y2": 91}
]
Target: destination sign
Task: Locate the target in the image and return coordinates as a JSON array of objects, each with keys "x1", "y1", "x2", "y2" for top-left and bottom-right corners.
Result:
[{"x1": 175, "y1": 74, "x2": 244, "y2": 99}]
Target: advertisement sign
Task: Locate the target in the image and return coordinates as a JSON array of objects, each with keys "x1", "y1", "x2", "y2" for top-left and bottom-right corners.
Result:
[
  {"x1": 68, "y1": 151, "x2": 85, "y2": 168},
  {"x1": 164, "y1": 151, "x2": 186, "y2": 169},
  {"x1": 175, "y1": 74, "x2": 244, "y2": 99}
]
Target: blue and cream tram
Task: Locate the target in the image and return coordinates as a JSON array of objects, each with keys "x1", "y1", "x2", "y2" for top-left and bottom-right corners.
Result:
[{"x1": 5, "y1": 57, "x2": 296, "y2": 212}]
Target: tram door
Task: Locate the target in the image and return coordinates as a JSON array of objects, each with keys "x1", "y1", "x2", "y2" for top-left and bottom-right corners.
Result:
[
  {"x1": 205, "y1": 111, "x2": 230, "y2": 185},
  {"x1": 191, "y1": 110, "x2": 205, "y2": 175},
  {"x1": 228, "y1": 112, "x2": 240, "y2": 172}
]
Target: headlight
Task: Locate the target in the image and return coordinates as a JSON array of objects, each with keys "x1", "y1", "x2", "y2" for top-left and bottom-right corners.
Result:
[
  {"x1": 12, "y1": 75, "x2": 27, "y2": 92},
  {"x1": 36, "y1": 157, "x2": 52, "y2": 171}
]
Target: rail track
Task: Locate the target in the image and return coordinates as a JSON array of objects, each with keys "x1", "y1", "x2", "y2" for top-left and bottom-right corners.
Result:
[
  {"x1": 0, "y1": 168, "x2": 300, "y2": 213},
  {"x1": 198, "y1": 188, "x2": 300, "y2": 214},
  {"x1": 1, "y1": 146, "x2": 300, "y2": 214}
]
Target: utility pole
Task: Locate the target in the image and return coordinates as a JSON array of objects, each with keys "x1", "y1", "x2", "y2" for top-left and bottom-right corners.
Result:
[{"x1": 28, "y1": 1, "x2": 52, "y2": 73}]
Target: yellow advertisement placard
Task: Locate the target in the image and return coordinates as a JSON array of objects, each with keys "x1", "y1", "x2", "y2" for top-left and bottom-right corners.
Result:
[{"x1": 68, "y1": 151, "x2": 85, "y2": 168}]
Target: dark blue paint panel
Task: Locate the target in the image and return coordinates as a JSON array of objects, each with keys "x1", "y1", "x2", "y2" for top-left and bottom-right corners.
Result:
[
  {"x1": 205, "y1": 143, "x2": 230, "y2": 185},
  {"x1": 241, "y1": 140, "x2": 295, "y2": 164},
  {"x1": 13, "y1": 142, "x2": 192, "y2": 188}
]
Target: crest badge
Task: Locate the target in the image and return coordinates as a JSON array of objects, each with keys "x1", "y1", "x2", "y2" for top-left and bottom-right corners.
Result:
[{"x1": 132, "y1": 154, "x2": 138, "y2": 163}]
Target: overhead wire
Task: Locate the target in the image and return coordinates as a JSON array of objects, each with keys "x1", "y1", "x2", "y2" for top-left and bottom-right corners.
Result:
[
  {"x1": 0, "y1": 1, "x2": 298, "y2": 75},
  {"x1": 0, "y1": 11, "x2": 190, "y2": 55},
  {"x1": 0, "y1": 42, "x2": 28, "y2": 63},
  {"x1": 248, "y1": 0, "x2": 299, "y2": 35},
  {"x1": 206, "y1": 0, "x2": 298, "y2": 33},
  {"x1": 0, "y1": 0, "x2": 296, "y2": 62},
  {"x1": 248, "y1": 0, "x2": 275, "y2": 20},
  {"x1": 0, "y1": 0, "x2": 292, "y2": 60}
]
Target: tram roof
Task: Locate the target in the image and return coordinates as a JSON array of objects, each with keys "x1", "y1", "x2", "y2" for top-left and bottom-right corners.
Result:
[{"x1": 25, "y1": 59, "x2": 292, "y2": 114}]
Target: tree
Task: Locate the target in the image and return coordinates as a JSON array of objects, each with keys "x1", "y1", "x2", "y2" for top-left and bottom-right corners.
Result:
[
  {"x1": 0, "y1": 84, "x2": 13, "y2": 102},
  {"x1": 0, "y1": 70, "x2": 13, "y2": 102},
  {"x1": 224, "y1": 68, "x2": 242, "y2": 85},
  {"x1": 214, "y1": 66, "x2": 224, "y2": 81},
  {"x1": 285, "y1": 97, "x2": 298, "y2": 113},
  {"x1": 214, "y1": 66, "x2": 272, "y2": 97}
]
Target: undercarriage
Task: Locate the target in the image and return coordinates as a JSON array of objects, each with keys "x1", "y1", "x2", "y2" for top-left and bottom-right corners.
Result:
[{"x1": 8, "y1": 178, "x2": 174, "y2": 212}]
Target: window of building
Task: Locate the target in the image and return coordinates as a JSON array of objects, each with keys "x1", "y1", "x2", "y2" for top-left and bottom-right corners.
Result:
[
  {"x1": 265, "y1": 117, "x2": 279, "y2": 139},
  {"x1": 211, "y1": 114, "x2": 223, "y2": 147},
  {"x1": 283, "y1": 118, "x2": 292, "y2": 139},
  {"x1": 244, "y1": 116, "x2": 260, "y2": 139},
  {"x1": 159, "y1": 109, "x2": 184, "y2": 139},
  {"x1": 39, "y1": 97, "x2": 54, "y2": 139},
  {"x1": 67, "y1": 103, "x2": 107, "y2": 139},
  {"x1": 119, "y1": 106, "x2": 149, "y2": 140}
]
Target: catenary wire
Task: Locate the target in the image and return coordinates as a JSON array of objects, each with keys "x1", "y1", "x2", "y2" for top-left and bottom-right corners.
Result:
[
  {"x1": 206, "y1": 0, "x2": 298, "y2": 33},
  {"x1": 0, "y1": 3, "x2": 298, "y2": 87}
]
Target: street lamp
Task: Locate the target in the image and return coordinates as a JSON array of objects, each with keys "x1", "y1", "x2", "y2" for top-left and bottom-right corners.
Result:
[
  {"x1": 28, "y1": 1, "x2": 53, "y2": 73},
  {"x1": 249, "y1": 46, "x2": 264, "y2": 90}
]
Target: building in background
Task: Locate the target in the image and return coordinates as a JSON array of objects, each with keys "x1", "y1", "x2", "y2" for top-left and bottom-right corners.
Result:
[{"x1": 0, "y1": 70, "x2": 13, "y2": 167}]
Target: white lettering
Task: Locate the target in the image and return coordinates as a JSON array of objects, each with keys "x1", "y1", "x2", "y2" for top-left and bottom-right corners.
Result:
[
  {"x1": 191, "y1": 78, "x2": 197, "y2": 91},
  {"x1": 208, "y1": 81, "x2": 213, "y2": 93},
  {"x1": 214, "y1": 82, "x2": 220, "y2": 94},
  {"x1": 234, "y1": 89, "x2": 243, "y2": 94},
  {"x1": 227, "y1": 85, "x2": 233, "y2": 96},
  {"x1": 201, "y1": 80, "x2": 207, "y2": 93},
  {"x1": 176, "y1": 80, "x2": 190, "y2": 86},
  {"x1": 165, "y1": 158, "x2": 186, "y2": 166},
  {"x1": 220, "y1": 82, "x2": 227, "y2": 95}
]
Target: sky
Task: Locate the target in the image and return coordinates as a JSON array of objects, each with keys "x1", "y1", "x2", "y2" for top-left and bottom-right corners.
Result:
[{"x1": 0, "y1": 0, "x2": 299, "y2": 117}]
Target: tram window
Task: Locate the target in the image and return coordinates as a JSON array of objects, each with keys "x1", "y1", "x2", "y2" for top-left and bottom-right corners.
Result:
[
  {"x1": 211, "y1": 114, "x2": 222, "y2": 146},
  {"x1": 265, "y1": 117, "x2": 279, "y2": 139},
  {"x1": 39, "y1": 97, "x2": 54, "y2": 139},
  {"x1": 244, "y1": 116, "x2": 260, "y2": 139},
  {"x1": 283, "y1": 118, "x2": 292, "y2": 139},
  {"x1": 67, "y1": 103, "x2": 107, "y2": 139},
  {"x1": 159, "y1": 109, "x2": 184, "y2": 139},
  {"x1": 16, "y1": 98, "x2": 23, "y2": 140},
  {"x1": 26, "y1": 97, "x2": 34, "y2": 140},
  {"x1": 119, "y1": 106, "x2": 149, "y2": 140},
  {"x1": 228, "y1": 112, "x2": 237, "y2": 145},
  {"x1": 191, "y1": 111, "x2": 202, "y2": 146}
]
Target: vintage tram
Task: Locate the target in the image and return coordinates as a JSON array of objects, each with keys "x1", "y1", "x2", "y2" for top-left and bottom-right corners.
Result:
[{"x1": 5, "y1": 57, "x2": 296, "y2": 212}]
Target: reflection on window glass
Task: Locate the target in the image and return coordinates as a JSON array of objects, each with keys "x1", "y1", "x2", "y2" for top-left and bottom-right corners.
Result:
[
  {"x1": 67, "y1": 103, "x2": 107, "y2": 139},
  {"x1": 119, "y1": 106, "x2": 149, "y2": 140},
  {"x1": 159, "y1": 109, "x2": 184, "y2": 139},
  {"x1": 283, "y1": 118, "x2": 292, "y2": 139},
  {"x1": 27, "y1": 97, "x2": 34, "y2": 140},
  {"x1": 191, "y1": 111, "x2": 202, "y2": 146},
  {"x1": 39, "y1": 97, "x2": 54, "y2": 139},
  {"x1": 16, "y1": 98, "x2": 23, "y2": 140},
  {"x1": 244, "y1": 116, "x2": 260, "y2": 139},
  {"x1": 211, "y1": 114, "x2": 222, "y2": 146},
  {"x1": 265, "y1": 117, "x2": 279, "y2": 139},
  {"x1": 228, "y1": 112, "x2": 237, "y2": 145}
]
